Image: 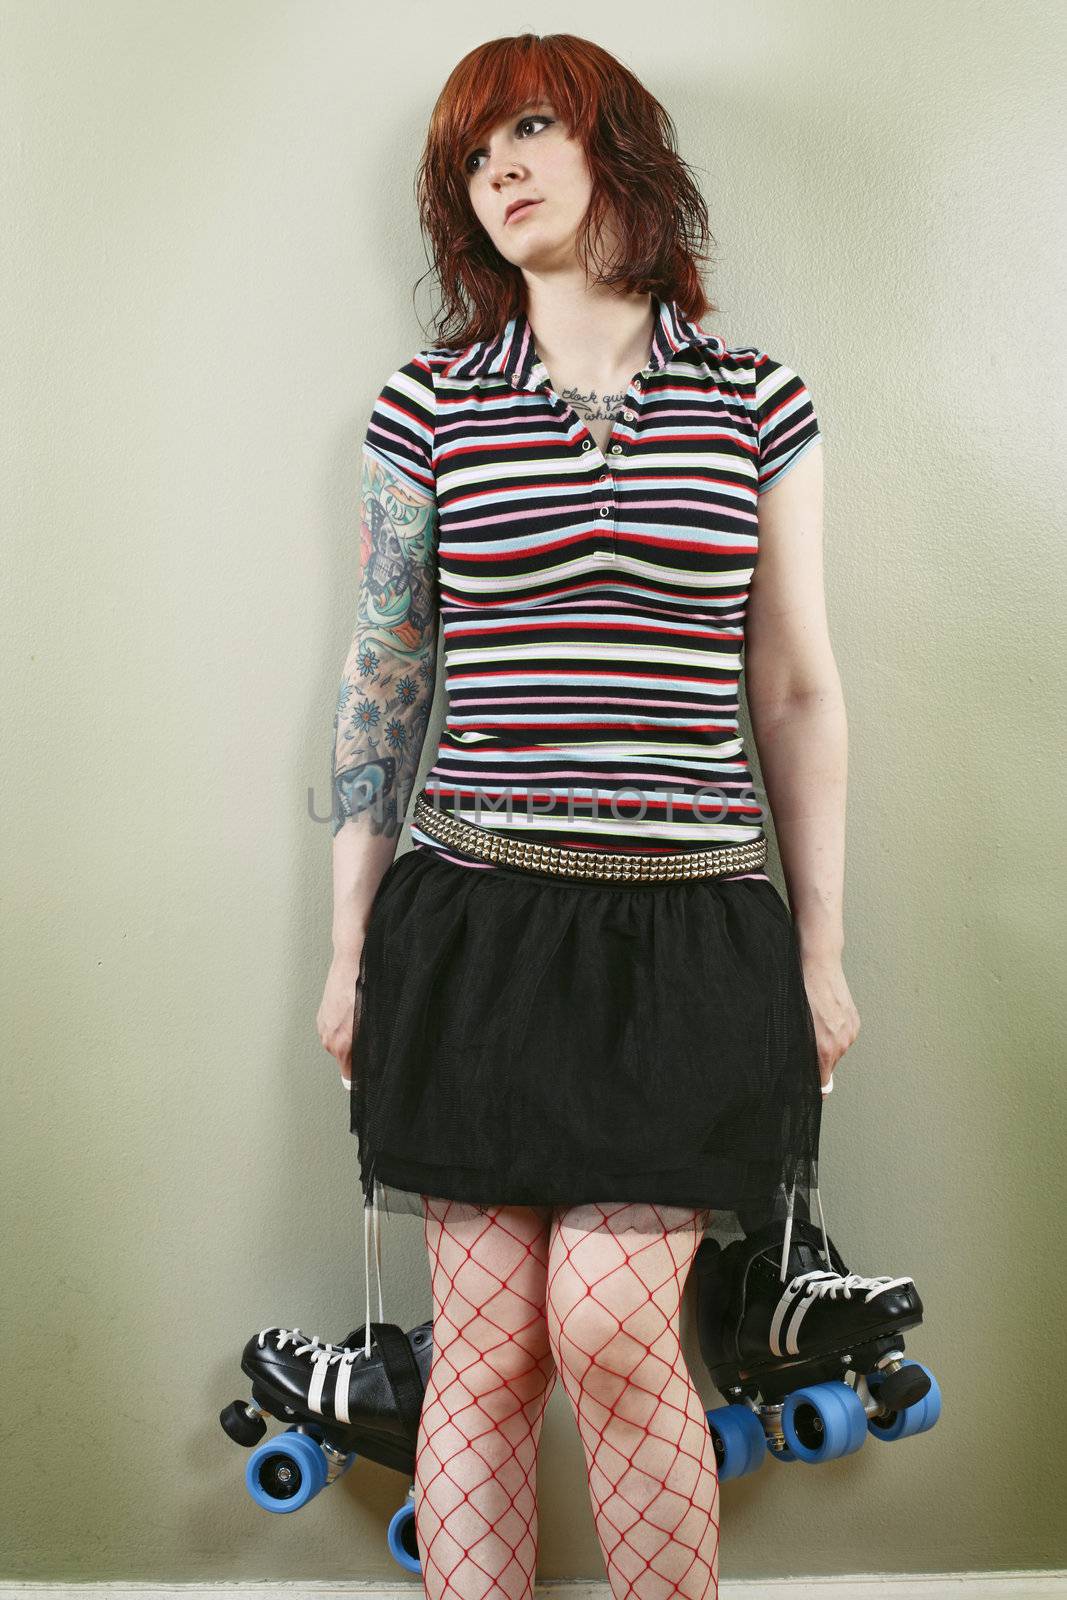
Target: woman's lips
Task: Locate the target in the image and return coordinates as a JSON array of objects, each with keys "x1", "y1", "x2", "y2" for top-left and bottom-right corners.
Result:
[{"x1": 506, "y1": 200, "x2": 542, "y2": 224}]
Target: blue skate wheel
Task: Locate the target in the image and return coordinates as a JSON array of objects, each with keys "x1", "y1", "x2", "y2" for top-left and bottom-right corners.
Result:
[
  {"x1": 388, "y1": 1489, "x2": 421, "y2": 1573},
  {"x1": 781, "y1": 1381, "x2": 868, "y2": 1464},
  {"x1": 705, "y1": 1403, "x2": 768, "y2": 1481},
  {"x1": 245, "y1": 1427, "x2": 328, "y2": 1512},
  {"x1": 867, "y1": 1363, "x2": 942, "y2": 1442}
]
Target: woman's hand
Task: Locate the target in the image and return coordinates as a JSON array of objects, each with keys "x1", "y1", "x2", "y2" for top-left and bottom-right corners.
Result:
[
  {"x1": 799, "y1": 953, "x2": 860, "y2": 1096},
  {"x1": 317, "y1": 948, "x2": 364, "y2": 1090}
]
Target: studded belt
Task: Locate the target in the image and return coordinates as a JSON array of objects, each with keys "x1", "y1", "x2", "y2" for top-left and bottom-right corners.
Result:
[{"x1": 412, "y1": 794, "x2": 767, "y2": 883}]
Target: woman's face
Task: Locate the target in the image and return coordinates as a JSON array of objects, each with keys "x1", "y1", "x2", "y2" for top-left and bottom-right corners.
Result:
[{"x1": 462, "y1": 101, "x2": 594, "y2": 273}]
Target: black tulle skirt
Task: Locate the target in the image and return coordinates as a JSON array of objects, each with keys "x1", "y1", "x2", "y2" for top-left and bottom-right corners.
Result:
[{"x1": 349, "y1": 842, "x2": 823, "y2": 1238}]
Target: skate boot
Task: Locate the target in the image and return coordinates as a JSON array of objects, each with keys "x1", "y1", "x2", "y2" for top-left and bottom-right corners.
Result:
[
  {"x1": 693, "y1": 1187, "x2": 940, "y2": 1479},
  {"x1": 233, "y1": 1317, "x2": 432, "y2": 1467}
]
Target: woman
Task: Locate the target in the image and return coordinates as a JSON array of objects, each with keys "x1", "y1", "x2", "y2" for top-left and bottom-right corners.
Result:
[{"x1": 318, "y1": 31, "x2": 858, "y2": 1600}]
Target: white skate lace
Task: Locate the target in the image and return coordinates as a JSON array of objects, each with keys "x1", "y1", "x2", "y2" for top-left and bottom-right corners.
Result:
[
  {"x1": 769, "y1": 1267, "x2": 914, "y2": 1359},
  {"x1": 763, "y1": 1180, "x2": 914, "y2": 1356},
  {"x1": 255, "y1": 1326, "x2": 364, "y2": 1424},
  {"x1": 777, "y1": 1182, "x2": 912, "y2": 1297},
  {"x1": 249, "y1": 1189, "x2": 386, "y2": 1427},
  {"x1": 785, "y1": 1269, "x2": 914, "y2": 1302}
]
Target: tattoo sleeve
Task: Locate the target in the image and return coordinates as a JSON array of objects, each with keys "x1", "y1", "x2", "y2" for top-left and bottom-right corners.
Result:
[{"x1": 331, "y1": 448, "x2": 439, "y2": 838}]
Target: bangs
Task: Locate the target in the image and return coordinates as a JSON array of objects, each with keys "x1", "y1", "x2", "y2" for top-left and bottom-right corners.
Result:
[{"x1": 431, "y1": 37, "x2": 588, "y2": 168}]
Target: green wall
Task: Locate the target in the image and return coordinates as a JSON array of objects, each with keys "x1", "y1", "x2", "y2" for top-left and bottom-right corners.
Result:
[{"x1": 3, "y1": 0, "x2": 1064, "y2": 1582}]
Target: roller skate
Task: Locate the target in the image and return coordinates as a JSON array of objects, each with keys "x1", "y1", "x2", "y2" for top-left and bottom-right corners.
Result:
[
  {"x1": 219, "y1": 1185, "x2": 426, "y2": 1572},
  {"x1": 694, "y1": 1186, "x2": 940, "y2": 1480}
]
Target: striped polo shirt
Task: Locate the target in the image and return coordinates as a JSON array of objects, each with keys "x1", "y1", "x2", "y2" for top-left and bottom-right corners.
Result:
[{"x1": 362, "y1": 295, "x2": 821, "y2": 880}]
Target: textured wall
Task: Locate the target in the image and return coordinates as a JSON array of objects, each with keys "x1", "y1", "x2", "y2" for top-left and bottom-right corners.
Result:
[{"x1": 3, "y1": 0, "x2": 1064, "y2": 1583}]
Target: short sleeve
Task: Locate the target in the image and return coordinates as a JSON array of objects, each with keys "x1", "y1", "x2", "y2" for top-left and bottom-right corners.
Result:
[
  {"x1": 363, "y1": 354, "x2": 436, "y2": 500},
  {"x1": 754, "y1": 353, "x2": 821, "y2": 494}
]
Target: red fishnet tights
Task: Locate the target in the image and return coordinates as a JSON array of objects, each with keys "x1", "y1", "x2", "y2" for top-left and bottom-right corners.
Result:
[{"x1": 415, "y1": 1196, "x2": 719, "y2": 1600}]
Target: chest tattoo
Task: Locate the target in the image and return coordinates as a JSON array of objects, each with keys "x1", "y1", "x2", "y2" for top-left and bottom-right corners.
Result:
[{"x1": 557, "y1": 383, "x2": 631, "y2": 421}]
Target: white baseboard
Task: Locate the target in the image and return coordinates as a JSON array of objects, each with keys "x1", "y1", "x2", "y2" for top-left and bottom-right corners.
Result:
[{"x1": 1, "y1": 1575, "x2": 1064, "y2": 1598}]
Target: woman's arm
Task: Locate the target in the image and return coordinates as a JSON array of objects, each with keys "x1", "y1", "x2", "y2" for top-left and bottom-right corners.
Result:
[
  {"x1": 743, "y1": 441, "x2": 847, "y2": 962},
  {"x1": 330, "y1": 447, "x2": 439, "y2": 961}
]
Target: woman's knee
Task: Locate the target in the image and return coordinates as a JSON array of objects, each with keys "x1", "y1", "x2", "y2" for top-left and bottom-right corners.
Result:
[
  {"x1": 422, "y1": 1199, "x2": 557, "y2": 1400},
  {"x1": 544, "y1": 1290, "x2": 634, "y2": 1371},
  {"x1": 428, "y1": 1308, "x2": 557, "y2": 1423},
  {"x1": 543, "y1": 1205, "x2": 702, "y2": 1368}
]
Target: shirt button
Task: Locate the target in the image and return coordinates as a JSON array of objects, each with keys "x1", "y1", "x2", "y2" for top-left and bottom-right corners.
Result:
[
  {"x1": 599, "y1": 506, "x2": 609, "y2": 516},
  {"x1": 581, "y1": 439, "x2": 592, "y2": 450},
  {"x1": 622, "y1": 410, "x2": 635, "y2": 421},
  {"x1": 610, "y1": 444, "x2": 622, "y2": 454},
  {"x1": 598, "y1": 474, "x2": 610, "y2": 484}
]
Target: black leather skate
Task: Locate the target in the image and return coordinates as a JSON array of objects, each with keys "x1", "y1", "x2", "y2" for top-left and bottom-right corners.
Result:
[
  {"x1": 693, "y1": 1191, "x2": 941, "y2": 1478},
  {"x1": 220, "y1": 1179, "x2": 434, "y2": 1563},
  {"x1": 696, "y1": 1215, "x2": 923, "y2": 1393}
]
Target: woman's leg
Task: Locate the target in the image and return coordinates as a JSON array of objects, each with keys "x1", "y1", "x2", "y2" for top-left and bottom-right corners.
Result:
[
  {"x1": 416, "y1": 1196, "x2": 558, "y2": 1600},
  {"x1": 545, "y1": 1202, "x2": 719, "y2": 1600}
]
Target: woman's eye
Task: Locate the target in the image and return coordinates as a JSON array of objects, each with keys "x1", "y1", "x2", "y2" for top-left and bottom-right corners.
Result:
[{"x1": 464, "y1": 116, "x2": 553, "y2": 175}]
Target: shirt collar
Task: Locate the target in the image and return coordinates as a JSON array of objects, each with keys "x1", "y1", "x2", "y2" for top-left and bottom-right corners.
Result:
[{"x1": 442, "y1": 294, "x2": 725, "y2": 390}]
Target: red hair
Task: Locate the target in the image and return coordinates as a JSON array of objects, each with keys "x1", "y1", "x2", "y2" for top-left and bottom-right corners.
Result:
[{"x1": 412, "y1": 32, "x2": 720, "y2": 347}]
